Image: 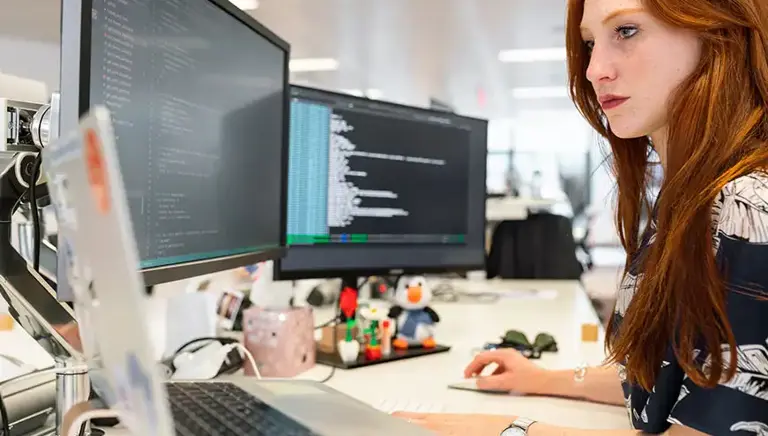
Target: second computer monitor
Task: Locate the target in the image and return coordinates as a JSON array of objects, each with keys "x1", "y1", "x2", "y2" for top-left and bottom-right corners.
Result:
[{"x1": 276, "y1": 86, "x2": 488, "y2": 280}]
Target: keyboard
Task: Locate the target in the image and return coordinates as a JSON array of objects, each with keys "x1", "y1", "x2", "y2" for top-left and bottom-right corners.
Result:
[
  {"x1": 167, "y1": 381, "x2": 317, "y2": 436},
  {"x1": 375, "y1": 398, "x2": 445, "y2": 414}
]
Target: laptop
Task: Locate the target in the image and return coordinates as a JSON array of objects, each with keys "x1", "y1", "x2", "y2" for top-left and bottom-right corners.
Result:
[{"x1": 43, "y1": 106, "x2": 433, "y2": 436}]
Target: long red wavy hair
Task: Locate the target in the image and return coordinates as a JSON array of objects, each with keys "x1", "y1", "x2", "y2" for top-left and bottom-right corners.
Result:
[{"x1": 566, "y1": 0, "x2": 768, "y2": 390}]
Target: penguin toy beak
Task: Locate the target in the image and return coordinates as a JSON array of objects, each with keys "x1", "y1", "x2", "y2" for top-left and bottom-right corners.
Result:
[{"x1": 407, "y1": 285, "x2": 422, "y2": 303}]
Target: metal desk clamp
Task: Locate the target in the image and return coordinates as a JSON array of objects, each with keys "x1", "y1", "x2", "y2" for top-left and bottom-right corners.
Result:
[{"x1": 55, "y1": 358, "x2": 91, "y2": 436}]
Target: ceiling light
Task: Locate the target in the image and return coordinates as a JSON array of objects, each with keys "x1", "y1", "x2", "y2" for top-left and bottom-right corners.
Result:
[
  {"x1": 289, "y1": 58, "x2": 339, "y2": 72},
  {"x1": 498, "y1": 47, "x2": 566, "y2": 63},
  {"x1": 510, "y1": 86, "x2": 569, "y2": 99},
  {"x1": 230, "y1": 0, "x2": 259, "y2": 10}
]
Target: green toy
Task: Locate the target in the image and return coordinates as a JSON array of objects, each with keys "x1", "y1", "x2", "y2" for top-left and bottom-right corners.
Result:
[
  {"x1": 364, "y1": 320, "x2": 382, "y2": 360},
  {"x1": 345, "y1": 319, "x2": 356, "y2": 342}
]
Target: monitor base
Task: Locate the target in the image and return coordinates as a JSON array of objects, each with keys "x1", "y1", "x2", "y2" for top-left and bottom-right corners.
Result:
[{"x1": 315, "y1": 344, "x2": 451, "y2": 369}]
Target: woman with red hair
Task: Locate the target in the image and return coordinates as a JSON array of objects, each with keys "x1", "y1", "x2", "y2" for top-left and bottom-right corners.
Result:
[{"x1": 396, "y1": 0, "x2": 768, "y2": 434}]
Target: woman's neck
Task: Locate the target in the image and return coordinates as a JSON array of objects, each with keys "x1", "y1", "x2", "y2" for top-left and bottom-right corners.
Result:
[{"x1": 650, "y1": 126, "x2": 669, "y2": 169}]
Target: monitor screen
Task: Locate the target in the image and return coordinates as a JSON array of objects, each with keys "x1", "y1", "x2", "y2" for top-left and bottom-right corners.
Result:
[
  {"x1": 276, "y1": 86, "x2": 488, "y2": 279},
  {"x1": 59, "y1": 0, "x2": 289, "y2": 287}
]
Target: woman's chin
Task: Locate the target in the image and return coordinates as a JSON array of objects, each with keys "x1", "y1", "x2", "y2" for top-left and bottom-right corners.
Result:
[{"x1": 608, "y1": 124, "x2": 649, "y2": 140}]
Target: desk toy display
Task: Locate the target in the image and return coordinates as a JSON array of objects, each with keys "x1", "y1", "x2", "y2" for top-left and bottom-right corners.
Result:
[
  {"x1": 387, "y1": 276, "x2": 440, "y2": 350},
  {"x1": 337, "y1": 319, "x2": 361, "y2": 364},
  {"x1": 316, "y1": 276, "x2": 450, "y2": 369}
]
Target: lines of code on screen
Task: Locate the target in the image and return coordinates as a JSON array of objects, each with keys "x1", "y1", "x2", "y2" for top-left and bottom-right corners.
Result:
[
  {"x1": 88, "y1": 0, "x2": 285, "y2": 268},
  {"x1": 287, "y1": 94, "x2": 470, "y2": 246}
]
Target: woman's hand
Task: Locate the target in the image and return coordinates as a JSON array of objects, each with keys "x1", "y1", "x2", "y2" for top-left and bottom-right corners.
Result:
[
  {"x1": 464, "y1": 349, "x2": 549, "y2": 393},
  {"x1": 393, "y1": 412, "x2": 515, "y2": 435}
]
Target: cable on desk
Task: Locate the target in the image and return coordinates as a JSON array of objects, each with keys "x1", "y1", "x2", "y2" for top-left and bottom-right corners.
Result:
[
  {"x1": 229, "y1": 343, "x2": 261, "y2": 380},
  {"x1": 318, "y1": 365, "x2": 336, "y2": 384},
  {"x1": 313, "y1": 309, "x2": 337, "y2": 384},
  {"x1": 30, "y1": 153, "x2": 42, "y2": 272},
  {"x1": 431, "y1": 280, "x2": 500, "y2": 304},
  {"x1": 0, "y1": 388, "x2": 10, "y2": 436},
  {"x1": 171, "y1": 336, "x2": 238, "y2": 358},
  {"x1": 316, "y1": 276, "x2": 366, "y2": 384},
  {"x1": 68, "y1": 409, "x2": 120, "y2": 436},
  {"x1": 314, "y1": 315, "x2": 339, "y2": 330}
]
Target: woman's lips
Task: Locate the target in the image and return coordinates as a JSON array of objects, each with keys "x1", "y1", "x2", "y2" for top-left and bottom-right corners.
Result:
[{"x1": 600, "y1": 96, "x2": 630, "y2": 110}]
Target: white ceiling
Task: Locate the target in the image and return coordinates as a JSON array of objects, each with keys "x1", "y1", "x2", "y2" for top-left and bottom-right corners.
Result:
[
  {"x1": 251, "y1": 0, "x2": 572, "y2": 117},
  {"x1": 0, "y1": 0, "x2": 574, "y2": 118}
]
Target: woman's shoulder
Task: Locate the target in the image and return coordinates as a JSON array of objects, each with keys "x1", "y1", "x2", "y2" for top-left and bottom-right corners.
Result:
[
  {"x1": 713, "y1": 171, "x2": 768, "y2": 245},
  {"x1": 718, "y1": 171, "x2": 768, "y2": 202}
]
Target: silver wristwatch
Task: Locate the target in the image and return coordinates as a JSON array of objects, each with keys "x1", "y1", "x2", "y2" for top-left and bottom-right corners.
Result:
[{"x1": 500, "y1": 417, "x2": 537, "y2": 436}]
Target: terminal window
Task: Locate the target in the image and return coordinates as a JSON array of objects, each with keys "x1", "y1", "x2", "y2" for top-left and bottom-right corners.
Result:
[
  {"x1": 88, "y1": 0, "x2": 285, "y2": 268},
  {"x1": 287, "y1": 93, "x2": 471, "y2": 245}
]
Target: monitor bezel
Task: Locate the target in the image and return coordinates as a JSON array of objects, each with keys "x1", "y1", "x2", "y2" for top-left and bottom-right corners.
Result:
[
  {"x1": 60, "y1": 0, "x2": 290, "y2": 286},
  {"x1": 274, "y1": 85, "x2": 488, "y2": 281}
]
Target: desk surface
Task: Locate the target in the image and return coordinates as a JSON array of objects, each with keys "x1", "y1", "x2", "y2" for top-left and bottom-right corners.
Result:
[
  {"x1": 288, "y1": 279, "x2": 628, "y2": 430},
  {"x1": 6, "y1": 279, "x2": 630, "y2": 434}
]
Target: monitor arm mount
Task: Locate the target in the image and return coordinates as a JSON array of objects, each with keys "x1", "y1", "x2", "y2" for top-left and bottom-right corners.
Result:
[{"x1": 0, "y1": 141, "x2": 81, "y2": 363}]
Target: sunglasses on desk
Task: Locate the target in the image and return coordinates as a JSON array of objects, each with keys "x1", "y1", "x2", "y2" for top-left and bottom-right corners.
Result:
[{"x1": 482, "y1": 331, "x2": 558, "y2": 359}]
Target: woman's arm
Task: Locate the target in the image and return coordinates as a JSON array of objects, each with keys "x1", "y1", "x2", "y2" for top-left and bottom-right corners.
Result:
[
  {"x1": 529, "y1": 423, "x2": 706, "y2": 436},
  {"x1": 534, "y1": 366, "x2": 625, "y2": 406},
  {"x1": 395, "y1": 413, "x2": 707, "y2": 435},
  {"x1": 465, "y1": 350, "x2": 625, "y2": 406}
]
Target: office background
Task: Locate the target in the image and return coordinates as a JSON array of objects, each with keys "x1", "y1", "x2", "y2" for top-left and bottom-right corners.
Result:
[
  {"x1": 0, "y1": 0, "x2": 623, "y2": 264},
  {"x1": 0, "y1": 2, "x2": 642, "y2": 432}
]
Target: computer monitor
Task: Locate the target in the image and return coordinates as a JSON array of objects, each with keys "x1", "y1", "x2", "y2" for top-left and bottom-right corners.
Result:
[
  {"x1": 275, "y1": 85, "x2": 488, "y2": 280},
  {"x1": 58, "y1": 0, "x2": 290, "y2": 291}
]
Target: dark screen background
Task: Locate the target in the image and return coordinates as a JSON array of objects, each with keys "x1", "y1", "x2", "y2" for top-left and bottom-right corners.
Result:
[
  {"x1": 279, "y1": 86, "x2": 488, "y2": 277},
  {"x1": 87, "y1": 0, "x2": 285, "y2": 267},
  {"x1": 331, "y1": 108, "x2": 469, "y2": 236}
]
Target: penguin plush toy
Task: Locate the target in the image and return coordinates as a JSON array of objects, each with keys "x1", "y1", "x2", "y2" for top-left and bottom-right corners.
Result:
[{"x1": 387, "y1": 276, "x2": 440, "y2": 349}]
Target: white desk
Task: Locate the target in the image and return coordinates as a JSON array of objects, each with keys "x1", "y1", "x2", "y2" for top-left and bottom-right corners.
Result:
[
  {"x1": 5, "y1": 280, "x2": 629, "y2": 434},
  {"x1": 287, "y1": 279, "x2": 628, "y2": 430}
]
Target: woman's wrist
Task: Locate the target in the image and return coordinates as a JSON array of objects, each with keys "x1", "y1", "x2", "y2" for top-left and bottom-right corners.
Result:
[
  {"x1": 535, "y1": 369, "x2": 587, "y2": 400},
  {"x1": 535, "y1": 366, "x2": 626, "y2": 406}
]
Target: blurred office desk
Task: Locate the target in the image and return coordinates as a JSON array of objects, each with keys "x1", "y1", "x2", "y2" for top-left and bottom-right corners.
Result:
[
  {"x1": 486, "y1": 197, "x2": 558, "y2": 221},
  {"x1": 14, "y1": 280, "x2": 630, "y2": 434},
  {"x1": 286, "y1": 279, "x2": 629, "y2": 430}
]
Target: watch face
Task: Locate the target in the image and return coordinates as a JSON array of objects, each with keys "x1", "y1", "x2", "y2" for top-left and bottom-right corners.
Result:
[{"x1": 500, "y1": 427, "x2": 525, "y2": 436}]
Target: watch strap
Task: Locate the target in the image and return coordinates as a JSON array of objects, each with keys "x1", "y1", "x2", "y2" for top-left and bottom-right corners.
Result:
[{"x1": 504, "y1": 417, "x2": 537, "y2": 435}]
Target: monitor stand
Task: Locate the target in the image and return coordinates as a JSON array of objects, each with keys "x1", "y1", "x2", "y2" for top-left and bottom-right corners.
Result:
[
  {"x1": 0, "y1": 172, "x2": 81, "y2": 361},
  {"x1": 314, "y1": 275, "x2": 451, "y2": 370}
]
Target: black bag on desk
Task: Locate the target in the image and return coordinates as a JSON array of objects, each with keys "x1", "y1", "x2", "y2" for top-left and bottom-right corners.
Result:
[{"x1": 486, "y1": 213, "x2": 583, "y2": 280}]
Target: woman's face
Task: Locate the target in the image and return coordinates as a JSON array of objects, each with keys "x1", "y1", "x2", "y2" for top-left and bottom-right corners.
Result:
[{"x1": 580, "y1": 0, "x2": 702, "y2": 139}]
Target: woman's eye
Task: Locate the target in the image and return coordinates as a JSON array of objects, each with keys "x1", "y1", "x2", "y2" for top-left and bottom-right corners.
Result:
[
  {"x1": 584, "y1": 40, "x2": 595, "y2": 52},
  {"x1": 616, "y1": 25, "x2": 639, "y2": 39}
]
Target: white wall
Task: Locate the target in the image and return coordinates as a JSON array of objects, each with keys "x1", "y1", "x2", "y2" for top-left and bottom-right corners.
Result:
[
  {"x1": 588, "y1": 134, "x2": 621, "y2": 246},
  {"x1": 0, "y1": 36, "x2": 59, "y2": 93}
]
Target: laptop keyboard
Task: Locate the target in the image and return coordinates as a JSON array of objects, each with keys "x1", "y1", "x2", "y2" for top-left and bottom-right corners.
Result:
[{"x1": 167, "y1": 382, "x2": 317, "y2": 436}]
